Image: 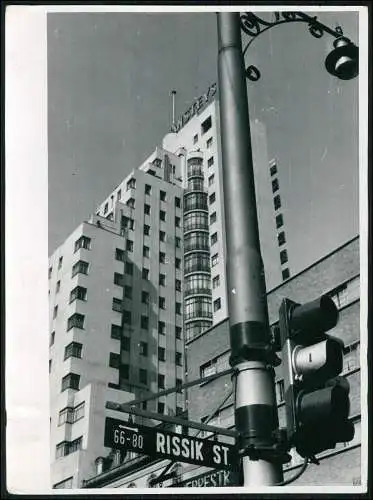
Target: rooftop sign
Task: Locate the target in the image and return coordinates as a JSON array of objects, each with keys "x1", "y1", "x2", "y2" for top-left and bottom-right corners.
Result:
[
  {"x1": 171, "y1": 83, "x2": 217, "y2": 133},
  {"x1": 104, "y1": 417, "x2": 236, "y2": 470}
]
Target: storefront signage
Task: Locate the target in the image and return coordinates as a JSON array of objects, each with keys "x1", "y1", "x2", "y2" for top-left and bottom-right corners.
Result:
[
  {"x1": 104, "y1": 417, "x2": 236, "y2": 470},
  {"x1": 171, "y1": 82, "x2": 217, "y2": 133}
]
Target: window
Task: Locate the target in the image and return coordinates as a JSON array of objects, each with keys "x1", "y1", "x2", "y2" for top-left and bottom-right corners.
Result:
[
  {"x1": 72, "y1": 260, "x2": 89, "y2": 277},
  {"x1": 126, "y1": 178, "x2": 136, "y2": 190},
  {"x1": 200, "y1": 353, "x2": 229, "y2": 379},
  {"x1": 124, "y1": 285, "x2": 132, "y2": 299},
  {"x1": 280, "y1": 249, "x2": 288, "y2": 265},
  {"x1": 213, "y1": 275, "x2": 220, "y2": 289},
  {"x1": 141, "y1": 316, "x2": 149, "y2": 330},
  {"x1": 123, "y1": 310, "x2": 132, "y2": 325},
  {"x1": 111, "y1": 324, "x2": 122, "y2": 339},
  {"x1": 53, "y1": 477, "x2": 73, "y2": 489},
  {"x1": 74, "y1": 402, "x2": 85, "y2": 422},
  {"x1": 159, "y1": 230, "x2": 166, "y2": 242},
  {"x1": 176, "y1": 378, "x2": 183, "y2": 392},
  {"x1": 114, "y1": 272, "x2": 124, "y2": 286},
  {"x1": 56, "y1": 441, "x2": 69, "y2": 459},
  {"x1": 175, "y1": 279, "x2": 181, "y2": 291},
  {"x1": 68, "y1": 286, "x2": 87, "y2": 303},
  {"x1": 74, "y1": 236, "x2": 91, "y2": 252},
  {"x1": 209, "y1": 192, "x2": 216, "y2": 205},
  {"x1": 49, "y1": 359, "x2": 52, "y2": 373},
  {"x1": 159, "y1": 252, "x2": 166, "y2": 264},
  {"x1": 104, "y1": 202, "x2": 109, "y2": 214},
  {"x1": 175, "y1": 258, "x2": 181, "y2": 269},
  {"x1": 213, "y1": 298, "x2": 221, "y2": 312},
  {"x1": 158, "y1": 321, "x2": 166, "y2": 335},
  {"x1": 207, "y1": 156, "x2": 214, "y2": 168},
  {"x1": 159, "y1": 297, "x2": 166, "y2": 309},
  {"x1": 272, "y1": 178, "x2": 279, "y2": 193},
  {"x1": 282, "y1": 268, "x2": 290, "y2": 280},
  {"x1": 176, "y1": 326, "x2": 182, "y2": 339},
  {"x1": 144, "y1": 204, "x2": 151, "y2": 215},
  {"x1": 158, "y1": 374, "x2": 165, "y2": 389},
  {"x1": 126, "y1": 239, "x2": 134, "y2": 252},
  {"x1": 112, "y1": 298, "x2": 123, "y2": 313},
  {"x1": 50, "y1": 331, "x2": 55, "y2": 346},
  {"x1": 343, "y1": 342, "x2": 359, "y2": 373},
  {"x1": 201, "y1": 116, "x2": 212, "y2": 134},
  {"x1": 109, "y1": 352, "x2": 121, "y2": 368},
  {"x1": 139, "y1": 368, "x2": 147, "y2": 384},
  {"x1": 115, "y1": 248, "x2": 125, "y2": 261},
  {"x1": 278, "y1": 231, "x2": 286, "y2": 246},
  {"x1": 69, "y1": 436, "x2": 83, "y2": 454},
  {"x1": 48, "y1": 266, "x2": 52, "y2": 279},
  {"x1": 142, "y1": 401, "x2": 147, "y2": 410},
  {"x1": 58, "y1": 256, "x2": 63, "y2": 269},
  {"x1": 270, "y1": 163, "x2": 277, "y2": 176},
  {"x1": 211, "y1": 253, "x2": 218, "y2": 267},
  {"x1": 120, "y1": 364, "x2": 129, "y2": 380},
  {"x1": 142, "y1": 245, "x2": 150, "y2": 258},
  {"x1": 206, "y1": 137, "x2": 213, "y2": 149},
  {"x1": 175, "y1": 238, "x2": 181, "y2": 249},
  {"x1": 273, "y1": 194, "x2": 281, "y2": 210},
  {"x1": 121, "y1": 216, "x2": 135, "y2": 231},
  {"x1": 117, "y1": 189, "x2": 122, "y2": 200},
  {"x1": 125, "y1": 262, "x2": 133, "y2": 275},
  {"x1": 176, "y1": 302, "x2": 182, "y2": 315},
  {"x1": 122, "y1": 336, "x2": 130, "y2": 351},
  {"x1": 160, "y1": 190, "x2": 166, "y2": 202},
  {"x1": 142, "y1": 267, "x2": 149, "y2": 280},
  {"x1": 61, "y1": 373, "x2": 80, "y2": 392},
  {"x1": 208, "y1": 174, "x2": 215, "y2": 186},
  {"x1": 144, "y1": 224, "x2": 150, "y2": 236},
  {"x1": 158, "y1": 347, "x2": 166, "y2": 362},
  {"x1": 211, "y1": 232, "x2": 218, "y2": 245},
  {"x1": 145, "y1": 184, "x2": 151, "y2": 195},
  {"x1": 193, "y1": 133, "x2": 198, "y2": 144},
  {"x1": 53, "y1": 305, "x2": 58, "y2": 319},
  {"x1": 175, "y1": 196, "x2": 181, "y2": 208},
  {"x1": 276, "y1": 379, "x2": 285, "y2": 404},
  {"x1": 276, "y1": 213, "x2": 284, "y2": 229},
  {"x1": 64, "y1": 342, "x2": 82, "y2": 360},
  {"x1": 157, "y1": 402, "x2": 165, "y2": 414},
  {"x1": 141, "y1": 291, "x2": 150, "y2": 304},
  {"x1": 67, "y1": 313, "x2": 85, "y2": 330},
  {"x1": 160, "y1": 210, "x2": 166, "y2": 221},
  {"x1": 210, "y1": 212, "x2": 217, "y2": 224},
  {"x1": 175, "y1": 352, "x2": 182, "y2": 366},
  {"x1": 175, "y1": 216, "x2": 181, "y2": 228}
]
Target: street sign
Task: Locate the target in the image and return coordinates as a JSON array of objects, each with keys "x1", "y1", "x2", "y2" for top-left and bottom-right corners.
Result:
[
  {"x1": 104, "y1": 417, "x2": 236, "y2": 470},
  {"x1": 176, "y1": 469, "x2": 239, "y2": 487}
]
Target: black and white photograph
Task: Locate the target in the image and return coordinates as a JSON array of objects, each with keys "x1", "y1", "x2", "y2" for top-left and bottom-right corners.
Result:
[{"x1": 5, "y1": 4, "x2": 369, "y2": 494}]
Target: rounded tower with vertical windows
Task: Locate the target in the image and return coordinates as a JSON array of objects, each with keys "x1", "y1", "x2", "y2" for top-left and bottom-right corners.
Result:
[{"x1": 183, "y1": 151, "x2": 213, "y2": 342}]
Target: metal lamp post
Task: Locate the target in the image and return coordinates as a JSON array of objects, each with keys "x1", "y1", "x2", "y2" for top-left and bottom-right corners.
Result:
[{"x1": 216, "y1": 11, "x2": 358, "y2": 487}]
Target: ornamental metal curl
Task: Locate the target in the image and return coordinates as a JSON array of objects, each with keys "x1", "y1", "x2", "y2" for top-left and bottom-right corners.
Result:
[{"x1": 240, "y1": 11, "x2": 349, "y2": 81}]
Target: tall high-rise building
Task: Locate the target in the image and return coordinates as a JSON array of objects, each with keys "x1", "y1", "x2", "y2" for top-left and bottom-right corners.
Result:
[{"x1": 49, "y1": 89, "x2": 284, "y2": 488}]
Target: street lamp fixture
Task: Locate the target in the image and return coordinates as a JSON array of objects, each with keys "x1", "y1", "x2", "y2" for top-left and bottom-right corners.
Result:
[{"x1": 240, "y1": 11, "x2": 359, "y2": 81}]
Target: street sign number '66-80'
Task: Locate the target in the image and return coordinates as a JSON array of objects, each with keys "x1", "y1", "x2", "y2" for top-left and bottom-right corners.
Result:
[{"x1": 104, "y1": 417, "x2": 236, "y2": 470}]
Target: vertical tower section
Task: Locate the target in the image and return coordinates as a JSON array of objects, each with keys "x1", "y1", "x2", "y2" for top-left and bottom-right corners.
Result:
[{"x1": 183, "y1": 151, "x2": 213, "y2": 342}]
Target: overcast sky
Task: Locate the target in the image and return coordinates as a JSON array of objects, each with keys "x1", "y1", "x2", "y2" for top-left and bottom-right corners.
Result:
[{"x1": 48, "y1": 8, "x2": 360, "y2": 277}]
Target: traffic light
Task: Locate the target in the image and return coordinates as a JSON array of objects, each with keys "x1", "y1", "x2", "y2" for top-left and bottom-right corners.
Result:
[{"x1": 278, "y1": 295, "x2": 354, "y2": 459}]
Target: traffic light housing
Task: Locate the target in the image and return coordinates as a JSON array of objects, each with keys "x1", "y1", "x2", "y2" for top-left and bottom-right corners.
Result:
[{"x1": 279, "y1": 295, "x2": 354, "y2": 459}]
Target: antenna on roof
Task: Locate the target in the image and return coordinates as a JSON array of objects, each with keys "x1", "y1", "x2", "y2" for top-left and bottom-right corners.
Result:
[{"x1": 170, "y1": 90, "x2": 177, "y2": 131}]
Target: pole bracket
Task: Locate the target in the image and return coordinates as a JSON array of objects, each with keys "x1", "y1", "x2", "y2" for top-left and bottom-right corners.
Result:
[{"x1": 237, "y1": 427, "x2": 292, "y2": 464}]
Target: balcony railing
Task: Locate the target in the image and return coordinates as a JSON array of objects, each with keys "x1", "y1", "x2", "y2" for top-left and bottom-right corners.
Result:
[
  {"x1": 184, "y1": 241, "x2": 210, "y2": 253},
  {"x1": 184, "y1": 287, "x2": 212, "y2": 298}
]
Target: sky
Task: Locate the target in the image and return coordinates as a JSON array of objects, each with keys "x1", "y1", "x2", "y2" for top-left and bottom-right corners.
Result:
[{"x1": 47, "y1": 8, "x2": 360, "y2": 276}]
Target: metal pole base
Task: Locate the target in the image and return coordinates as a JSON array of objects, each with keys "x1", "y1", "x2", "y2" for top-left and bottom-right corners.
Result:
[{"x1": 242, "y1": 456, "x2": 282, "y2": 486}]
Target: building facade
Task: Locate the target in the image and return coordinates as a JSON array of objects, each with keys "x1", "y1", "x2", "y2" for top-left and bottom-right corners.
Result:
[{"x1": 49, "y1": 92, "x2": 292, "y2": 489}]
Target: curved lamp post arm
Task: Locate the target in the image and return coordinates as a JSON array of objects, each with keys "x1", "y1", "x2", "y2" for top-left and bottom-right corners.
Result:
[{"x1": 240, "y1": 11, "x2": 358, "y2": 81}]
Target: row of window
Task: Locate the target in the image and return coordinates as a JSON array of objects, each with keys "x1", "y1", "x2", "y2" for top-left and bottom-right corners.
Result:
[
  {"x1": 56, "y1": 437, "x2": 83, "y2": 459},
  {"x1": 113, "y1": 299, "x2": 183, "y2": 318},
  {"x1": 58, "y1": 402, "x2": 85, "y2": 425},
  {"x1": 49, "y1": 235, "x2": 91, "y2": 278}
]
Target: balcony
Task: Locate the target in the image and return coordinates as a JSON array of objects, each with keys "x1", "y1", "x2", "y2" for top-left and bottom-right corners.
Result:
[{"x1": 184, "y1": 287, "x2": 212, "y2": 298}]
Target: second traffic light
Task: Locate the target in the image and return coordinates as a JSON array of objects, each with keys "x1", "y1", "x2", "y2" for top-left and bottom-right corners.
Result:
[{"x1": 279, "y1": 295, "x2": 354, "y2": 459}]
